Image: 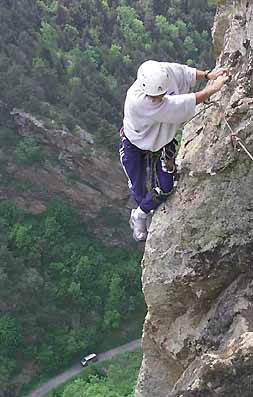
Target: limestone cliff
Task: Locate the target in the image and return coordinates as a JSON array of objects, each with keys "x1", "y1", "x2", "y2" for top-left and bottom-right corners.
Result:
[
  {"x1": 4, "y1": 111, "x2": 130, "y2": 244},
  {"x1": 136, "y1": 1, "x2": 253, "y2": 396}
]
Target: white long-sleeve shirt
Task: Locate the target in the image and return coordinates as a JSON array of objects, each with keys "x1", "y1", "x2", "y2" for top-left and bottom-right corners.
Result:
[{"x1": 123, "y1": 62, "x2": 197, "y2": 152}]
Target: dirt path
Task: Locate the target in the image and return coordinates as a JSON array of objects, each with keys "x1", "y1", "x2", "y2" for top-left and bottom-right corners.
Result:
[{"x1": 26, "y1": 339, "x2": 141, "y2": 397}]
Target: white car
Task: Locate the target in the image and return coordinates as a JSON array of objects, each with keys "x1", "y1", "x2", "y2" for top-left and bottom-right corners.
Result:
[{"x1": 80, "y1": 353, "x2": 98, "y2": 367}]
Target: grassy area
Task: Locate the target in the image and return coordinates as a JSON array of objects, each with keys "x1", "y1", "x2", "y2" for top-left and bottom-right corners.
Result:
[{"x1": 45, "y1": 349, "x2": 142, "y2": 397}]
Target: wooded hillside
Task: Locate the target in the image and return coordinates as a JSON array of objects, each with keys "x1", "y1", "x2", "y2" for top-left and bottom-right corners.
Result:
[
  {"x1": 1, "y1": 0, "x2": 215, "y2": 148},
  {"x1": 0, "y1": 1, "x2": 216, "y2": 395}
]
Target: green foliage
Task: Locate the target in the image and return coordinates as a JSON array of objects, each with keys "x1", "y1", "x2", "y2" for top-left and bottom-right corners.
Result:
[
  {"x1": 116, "y1": 5, "x2": 149, "y2": 47},
  {"x1": 104, "y1": 310, "x2": 121, "y2": 330},
  {"x1": 63, "y1": 377, "x2": 122, "y2": 397},
  {"x1": 60, "y1": 350, "x2": 142, "y2": 397},
  {"x1": 83, "y1": 45, "x2": 102, "y2": 66},
  {"x1": 10, "y1": 224, "x2": 33, "y2": 249},
  {"x1": 0, "y1": 1, "x2": 217, "y2": 393},
  {"x1": 39, "y1": 19, "x2": 59, "y2": 50},
  {"x1": 0, "y1": 314, "x2": 22, "y2": 389},
  {"x1": 15, "y1": 137, "x2": 45, "y2": 165},
  {"x1": 0, "y1": 314, "x2": 21, "y2": 356},
  {"x1": 0, "y1": 0, "x2": 215, "y2": 149},
  {"x1": 0, "y1": 200, "x2": 144, "y2": 395}
]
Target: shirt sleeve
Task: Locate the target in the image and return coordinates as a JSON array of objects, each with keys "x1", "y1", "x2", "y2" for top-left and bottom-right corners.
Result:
[
  {"x1": 169, "y1": 63, "x2": 197, "y2": 94},
  {"x1": 146, "y1": 93, "x2": 196, "y2": 124}
]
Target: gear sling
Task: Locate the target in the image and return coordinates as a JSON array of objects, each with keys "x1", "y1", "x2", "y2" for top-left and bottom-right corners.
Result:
[{"x1": 119, "y1": 128, "x2": 177, "y2": 214}]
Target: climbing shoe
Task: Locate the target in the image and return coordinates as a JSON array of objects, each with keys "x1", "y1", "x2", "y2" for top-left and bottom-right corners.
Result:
[{"x1": 129, "y1": 208, "x2": 148, "y2": 241}]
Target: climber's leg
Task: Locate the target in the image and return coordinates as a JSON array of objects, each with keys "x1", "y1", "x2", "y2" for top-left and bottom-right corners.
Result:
[
  {"x1": 138, "y1": 158, "x2": 174, "y2": 213},
  {"x1": 119, "y1": 135, "x2": 147, "y2": 206}
]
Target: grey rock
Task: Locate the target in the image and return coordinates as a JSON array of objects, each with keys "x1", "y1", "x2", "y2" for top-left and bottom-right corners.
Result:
[{"x1": 136, "y1": 2, "x2": 253, "y2": 396}]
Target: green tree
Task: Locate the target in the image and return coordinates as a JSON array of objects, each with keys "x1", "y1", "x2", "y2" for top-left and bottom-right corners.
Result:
[
  {"x1": 15, "y1": 138, "x2": 44, "y2": 165},
  {"x1": 108, "y1": 274, "x2": 124, "y2": 308},
  {"x1": 39, "y1": 19, "x2": 58, "y2": 50},
  {"x1": 63, "y1": 377, "x2": 121, "y2": 397},
  {"x1": 184, "y1": 35, "x2": 198, "y2": 58},
  {"x1": 10, "y1": 224, "x2": 33, "y2": 249},
  {"x1": 104, "y1": 310, "x2": 121, "y2": 330},
  {"x1": 0, "y1": 314, "x2": 21, "y2": 356},
  {"x1": 116, "y1": 5, "x2": 150, "y2": 47}
]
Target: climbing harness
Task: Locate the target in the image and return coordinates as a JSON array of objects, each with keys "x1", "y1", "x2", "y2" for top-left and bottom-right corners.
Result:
[
  {"x1": 119, "y1": 127, "x2": 177, "y2": 203},
  {"x1": 146, "y1": 140, "x2": 177, "y2": 203},
  {"x1": 160, "y1": 145, "x2": 176, "y2": 174}
]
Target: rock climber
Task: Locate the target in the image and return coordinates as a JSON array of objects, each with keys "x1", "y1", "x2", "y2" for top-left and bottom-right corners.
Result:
[{"x1": 119, "y1": 60, "x2": 229, "y2": 241}]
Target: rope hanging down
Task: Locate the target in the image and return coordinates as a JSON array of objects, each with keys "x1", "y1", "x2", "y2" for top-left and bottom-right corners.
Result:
[
  {"x1": 223, "y1": 116, "x2": 253, "y2": 161},
  {"x1": 184, "y1": 100, "x2": 253, "y2": 162}
]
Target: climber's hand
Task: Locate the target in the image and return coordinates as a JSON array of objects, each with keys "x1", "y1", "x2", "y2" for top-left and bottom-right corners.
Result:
[
  {"x1": 212, "y1": 75, "x2": 228, "y2": 92},
  {"x1": 208, "y1": 67, "x2": 230, "y2": 80}
]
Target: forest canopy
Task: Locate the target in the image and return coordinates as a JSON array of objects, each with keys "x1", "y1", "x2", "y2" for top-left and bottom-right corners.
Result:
[
  {"x1": 0, "y1": 200, "x2": 144, "y2": 395},
  {"x1": 0, "y1": 0, "x2": 216, "y2": 149}
]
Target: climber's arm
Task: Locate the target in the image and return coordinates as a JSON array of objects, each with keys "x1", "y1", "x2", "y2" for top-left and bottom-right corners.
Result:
[
  {"x1": 195, "y1": 75, "x2": 228, "y2": 104},
  {"x1": 196, "y1": 68, "x2": 230, "y2": 81}
]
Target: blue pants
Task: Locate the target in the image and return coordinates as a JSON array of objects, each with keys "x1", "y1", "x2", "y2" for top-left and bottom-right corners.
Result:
[{"x1": 119, "y1": 135, "x2": 174, "y2": 213}]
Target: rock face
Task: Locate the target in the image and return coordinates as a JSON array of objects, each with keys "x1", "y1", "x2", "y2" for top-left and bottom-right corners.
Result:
[
  {"x1": 7, "y1": 111, "x2": 130, "y2": 244},
  {"x1": 136, "y1": 1, "x2": 253, "y2": 396}
]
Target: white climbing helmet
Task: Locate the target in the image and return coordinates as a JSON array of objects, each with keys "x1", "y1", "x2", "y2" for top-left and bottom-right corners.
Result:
[{"x1": 137, "y1": 60, "x2": 171, "y2": 96}]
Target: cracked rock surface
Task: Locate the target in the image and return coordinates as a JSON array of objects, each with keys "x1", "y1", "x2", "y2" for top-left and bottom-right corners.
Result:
[{"x1": 136, "y1": 1, "x2": 253, "y2": 396}]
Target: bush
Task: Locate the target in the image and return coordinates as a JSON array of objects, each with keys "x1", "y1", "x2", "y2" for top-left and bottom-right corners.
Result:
[{"x1": 15, "y1": 137, "x2": 45, "y2": 165}]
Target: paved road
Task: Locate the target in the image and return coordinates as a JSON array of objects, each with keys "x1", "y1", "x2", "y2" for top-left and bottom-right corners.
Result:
[{"x1": 26, "y1": 339, "x2": 142, "y2": 397}]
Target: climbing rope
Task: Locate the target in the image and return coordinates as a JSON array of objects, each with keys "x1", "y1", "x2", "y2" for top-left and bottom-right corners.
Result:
[
  {"x1": 183, "y1": 101, "x2": 216, "y2": 128},
  {"x1": 184, "y1": 99, "x2": 253, "y2": 162},
  {"x1": 222, "y1": 115, "x2": 253, "y2": 161}
]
